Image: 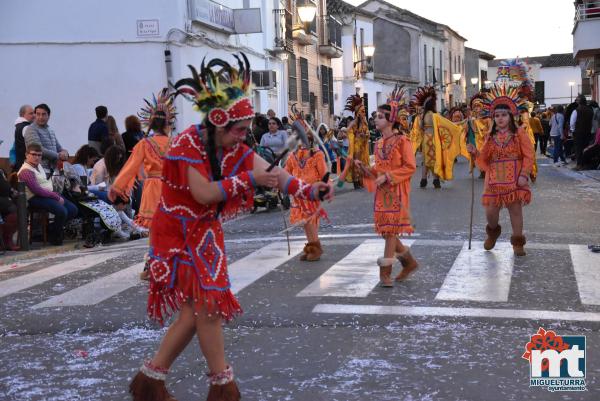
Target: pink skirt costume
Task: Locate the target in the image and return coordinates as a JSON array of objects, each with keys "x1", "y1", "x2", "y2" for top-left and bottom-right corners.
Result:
[{"x1": 147, "y1": 125, "x2": 315, "y2": 325}]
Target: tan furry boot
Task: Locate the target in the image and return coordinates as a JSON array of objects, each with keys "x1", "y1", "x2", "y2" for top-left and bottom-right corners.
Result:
[
  {"x1": 395, "y1": 249, "x2": 419, "y2": 282},
  {"x1": 304, "y1": 241, "x2": 323, "y2": 262},
  {"x1": 299, "y1": 243, "x2": 310, "y2": 261},
  {"x1": 377, "y1": 257, "x2": 395, "y2": 287},
  {"x1": 484, "y1": 224, "x2": 502, "y2": 250},
  {"x1": 511, "y1": 234, "x2": 527, "y2": 256}
]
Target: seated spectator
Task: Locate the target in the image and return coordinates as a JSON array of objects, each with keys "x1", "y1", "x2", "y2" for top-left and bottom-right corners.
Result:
[
  {"x1": 121, "y1": 115, "x2": 144, "y2": 159},
  {"x1": 260, "y1": 117, "x2": 287, "y2": 155},
  {"x1": 0, "y1": 167, "x2": 18, "y2": 251},
  {"x1": 90, "y1": 138, "x2": 116, "y2": 186},
  {"x1": 24, "y1": 104, "x2": 69, "y2": 174},
  {"x1": 18, "y1": 143, "x2": 78, "y2": 246},
  {"x1": 88, "y1": 105, "x2": 109, "y2": 154},
  {"x1": 69, "y1": 145, "x2": 105, "y2": 201}
]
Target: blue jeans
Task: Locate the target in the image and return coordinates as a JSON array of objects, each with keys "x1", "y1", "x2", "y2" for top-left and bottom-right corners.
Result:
[
  {"x1": 28, "y1": 196, "x2": 78, "y2": 235},
  {"x1": 552, "y1": 136, "x2": 566, "y2": 163},
  {"x1": 89, "y1": 189, "x2": 110, "y2": 203}
]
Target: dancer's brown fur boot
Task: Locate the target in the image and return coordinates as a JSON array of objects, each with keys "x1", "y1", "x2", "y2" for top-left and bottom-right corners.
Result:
[
  {"x1": 299, "y1": 243, "x2": 310, "y2": 261},
  {"x1": 395, "y1": 250, "x2": 419, "y2": 282},
  {"x1": 206, "y1": 381, "x2": 241, "y2": 401},
  {"x1": 129, "y1": 371, "x2": 177, "y2": 401},
  {"x1": 377, "y1": 258, "x2": 395, "y2": 287},
  {"x1": 484, "y1": 224, "x2": 501, "y2": 250},
  {"x1": 511, "y1": 235, "x2": 527, "y2": 256},
  {"x1": 303, "y1": 241, "x2": 322, "y2": 262}
]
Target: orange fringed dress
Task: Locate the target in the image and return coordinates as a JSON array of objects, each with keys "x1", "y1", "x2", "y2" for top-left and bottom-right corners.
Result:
[
  {"x1": 284, "y1": 148, "x2": 328, "y2": 225},
  {"x1": 475, "y1": 128, "x2": 534, "y2": 208},
  {"x1": 369, "y1": 135, "x2": 416, "y2": 235},
  {"x1": 112, "y1": 135, "x2": 170, "y2": 228}
]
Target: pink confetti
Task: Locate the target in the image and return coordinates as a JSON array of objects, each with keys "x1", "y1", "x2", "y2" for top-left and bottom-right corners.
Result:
[{"x1": 74, "y1": 349, "x2": 89, "y2": 358}]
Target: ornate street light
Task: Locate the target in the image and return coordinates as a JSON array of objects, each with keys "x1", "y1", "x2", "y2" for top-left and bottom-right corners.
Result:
[
  {"x1": 452, "y1": 73, "x2": 462, "y2": 84},
  {"x1": 470, "y1": 77, "x2": 479, "y2": 85},
  {"x1": 297, "y1": 1, "x2": 317, "y2": 34},
  {"x1": 353, "y1": 44, "x2": 376, "y2": 73}
]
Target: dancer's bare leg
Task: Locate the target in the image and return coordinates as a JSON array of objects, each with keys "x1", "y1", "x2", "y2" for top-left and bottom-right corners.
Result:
[
  {"x1": 506, "y1": 202, "x2": 524, "y2": 236},
  {"x1": 485, "y1": 205, "x2": 501, "y2": 229},
  {"x1": 304, "y1": 222, "x2": 319, "y2": 243},
  {"x1": 195, "y1": 308, "x2": 227, "y2": 374},
  {"x1": 384, "y1": 234, "x2": 396, "y2": 259},
  {"x1": 150, "y1": 303, "x2": 197, "y2": 369}
]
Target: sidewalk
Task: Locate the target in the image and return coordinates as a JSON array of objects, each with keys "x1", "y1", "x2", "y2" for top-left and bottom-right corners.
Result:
[{"x1": 0, "y1": 240, "x2": 83, "y2": 265}]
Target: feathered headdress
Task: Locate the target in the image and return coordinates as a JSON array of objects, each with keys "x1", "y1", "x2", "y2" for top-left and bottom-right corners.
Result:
[
  {"x1": 469, "y1": 92, "x2": 486, "y2": 111},
  {"x1": 386, "y1": 83, "x2": 409, "y2": 123},
  {"x1": 410, "y1": 86, "x2": 437, "y2": 110},
  {"x1": 344, "y1": 94, "x2": 364, "y2": 114},
  {"x1": 449, "y1": 106, "x2": 465, "y2": 121},
  {"x1": 481, "y1": 83, "x2": 529, "y2": 117},
  {"x1": 138, "y1": 88, "x2": 176, "y2": 130},
  {"x1": 173, "y1": 52, "x2": 254, "y2": 127}
]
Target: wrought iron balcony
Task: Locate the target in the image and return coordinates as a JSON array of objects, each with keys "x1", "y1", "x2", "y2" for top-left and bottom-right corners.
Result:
[
  {"x1": 318, "y1": 15, "x2": 343, "y2": 58},
  {"x1": 273, "y1": 9, "x2": 294, "y2": 53}
]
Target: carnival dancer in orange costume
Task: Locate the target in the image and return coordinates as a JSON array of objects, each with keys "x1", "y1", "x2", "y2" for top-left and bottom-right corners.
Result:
[
  {"x1": 467, "y1": 84, "x2": 534, "y2": 256},
  {"x1": 110, "y1": 88, "x2": 175, "y2": 232},
  {"x1": 128, "y1": 54, "x2": 333, "y2": 401},
  {"x1": 356, "y1": 85, "x2": 418, "y2": 287},
  {"x1": 284, "y1": 130, "x2": 328, "y2": 261}
]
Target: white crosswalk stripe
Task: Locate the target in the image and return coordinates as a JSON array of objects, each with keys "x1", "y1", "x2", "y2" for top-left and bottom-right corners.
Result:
[
  {"x1": 569, "y1": 244, "x2": 600, "y2": 306},
  {"x1": 435, "y1": 241, "x2": 514, "y2": 302},
  {"x1": 32, "y1": 262, "x2": 146, "y2": 309},
  {"x1": 297, "y1": 239, "x2": 415, "y2": 298},
  {"x1": 2, "y1": 238, "x2": 599, "y2": 316},
  {"x1": 0, "y1": 250, "x2": 128, "y2": 299}
]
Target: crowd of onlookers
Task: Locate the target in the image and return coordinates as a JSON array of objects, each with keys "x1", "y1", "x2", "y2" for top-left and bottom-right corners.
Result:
[
  {"x1": 1, "y1": 104, "x2": 146, "y2": 252},
  {"x1": 2, "y1": 98, "x2": 599, "y2": 253}
]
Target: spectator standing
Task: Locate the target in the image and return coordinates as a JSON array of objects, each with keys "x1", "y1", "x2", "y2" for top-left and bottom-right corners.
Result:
[
  {"x1": 252, "y1": 114, "x2": 268, "y2": 145},
  {"x1": 13, "y1": 104, "x2": 34, "y2": 172},
  {"x1": 540, "y1": 112, "x2": 551, "y2": 156},
  {"x1": 121, "y1": 115, "x2": 144, "y2": 158},
  {"x1": 18, "y1": 143, "x2": 78, "y2": 245},
  {"x1": 590, "y1": 101, "x2": 600, "y2": 140},
  {"x1": 24, "y1": 104, "x2": 69, "y2": 174},
  {"x1": 570, "y1": 95, "x2": 594, "y2": 170},
  {"x1": 106, "y1": 115, "x2": 126, "y2": 149},
  {"x1": 267, "y1": 109, "x2": 276, "y2": 119},
  {"x1": 260, "y1": 117, "x2": 287, "y2": 155},
  {"x1": 529, "y1": 111, "x2": 544, "y2": 154},
  {"x1": 88, "y1": 106, "x2": 109, "y2": 154},
  {"x1": 281, "y1": 116, "x2": 292, "y2": 131},
  {"x1": 550, "y1": 105, "x2": 567, "y2": 166}
]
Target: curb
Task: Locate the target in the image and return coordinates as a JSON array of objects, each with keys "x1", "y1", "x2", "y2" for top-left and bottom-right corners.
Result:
[
  {"x1": 579, "y1": 170, "x2": 600, "y2": 183},
  {"x1": 0, "y1": 241, "x2": 83, "y2": 265}
]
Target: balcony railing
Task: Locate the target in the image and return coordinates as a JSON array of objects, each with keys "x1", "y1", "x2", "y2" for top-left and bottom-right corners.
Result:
[
  {"x1": 319, "y1": 15, "x2": 342, "y2": 49},
  {"x1": 273, "y1": 9, "x2": 293, "y2": 53},
  {"x1": 575, "y1": 1, "x2": 600, "y2": 21}
]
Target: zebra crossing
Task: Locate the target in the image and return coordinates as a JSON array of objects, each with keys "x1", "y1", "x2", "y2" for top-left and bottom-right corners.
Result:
[{"x1": 1, "y1": 236, "x2": 600, "y2": 322}]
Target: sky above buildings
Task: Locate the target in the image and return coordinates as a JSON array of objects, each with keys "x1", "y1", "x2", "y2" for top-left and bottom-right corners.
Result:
[{"x1": 347, "y1": 0, "x2": 575, "y2": 58}]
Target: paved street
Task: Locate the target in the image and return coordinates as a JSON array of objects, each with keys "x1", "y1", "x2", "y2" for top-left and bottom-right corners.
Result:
[{"x1": 1, "y1": 157, "x2": 600, "y2": 401}]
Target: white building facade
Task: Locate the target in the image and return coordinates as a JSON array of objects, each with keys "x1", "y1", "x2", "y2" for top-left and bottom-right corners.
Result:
[{"x1": 0, "y1": 0, "x2": 289, "y2": 156}]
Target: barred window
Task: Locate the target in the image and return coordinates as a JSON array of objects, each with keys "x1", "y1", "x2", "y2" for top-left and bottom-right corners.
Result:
[{"x1": 321, "y1": 65, "x2": 329, "y2": 106}]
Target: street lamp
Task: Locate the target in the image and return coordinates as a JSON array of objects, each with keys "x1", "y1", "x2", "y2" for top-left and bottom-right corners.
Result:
[
  {"x1": 297, "y1": 1, "x2": 317, "y2": 34},
  {"x1": 484, "y1": 80, "x2": 492, "y2": 88},
  {"x1": 353, "y1": 44, "x2": 376, "y2": 73},
  {"x1": 470, "y1": 77, "x2": 479, "y2": 85},
  {"x1": 568, "y1": 81, "x2": 576, "y2": 103},
  {"x1": 452, "y1": 73, "x2": 462, "y2": 84}
]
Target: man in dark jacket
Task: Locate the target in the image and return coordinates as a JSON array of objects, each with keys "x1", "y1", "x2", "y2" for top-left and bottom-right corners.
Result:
[
  {"x1": 13, "y1": 104, "x2": 34, "y2": 172},
  {"x1": 571, "y1": 95, "x2": 594, "y2": 170},
  {"x1": 88, "y1": 105, "x2": 109, "y2": 154}
]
